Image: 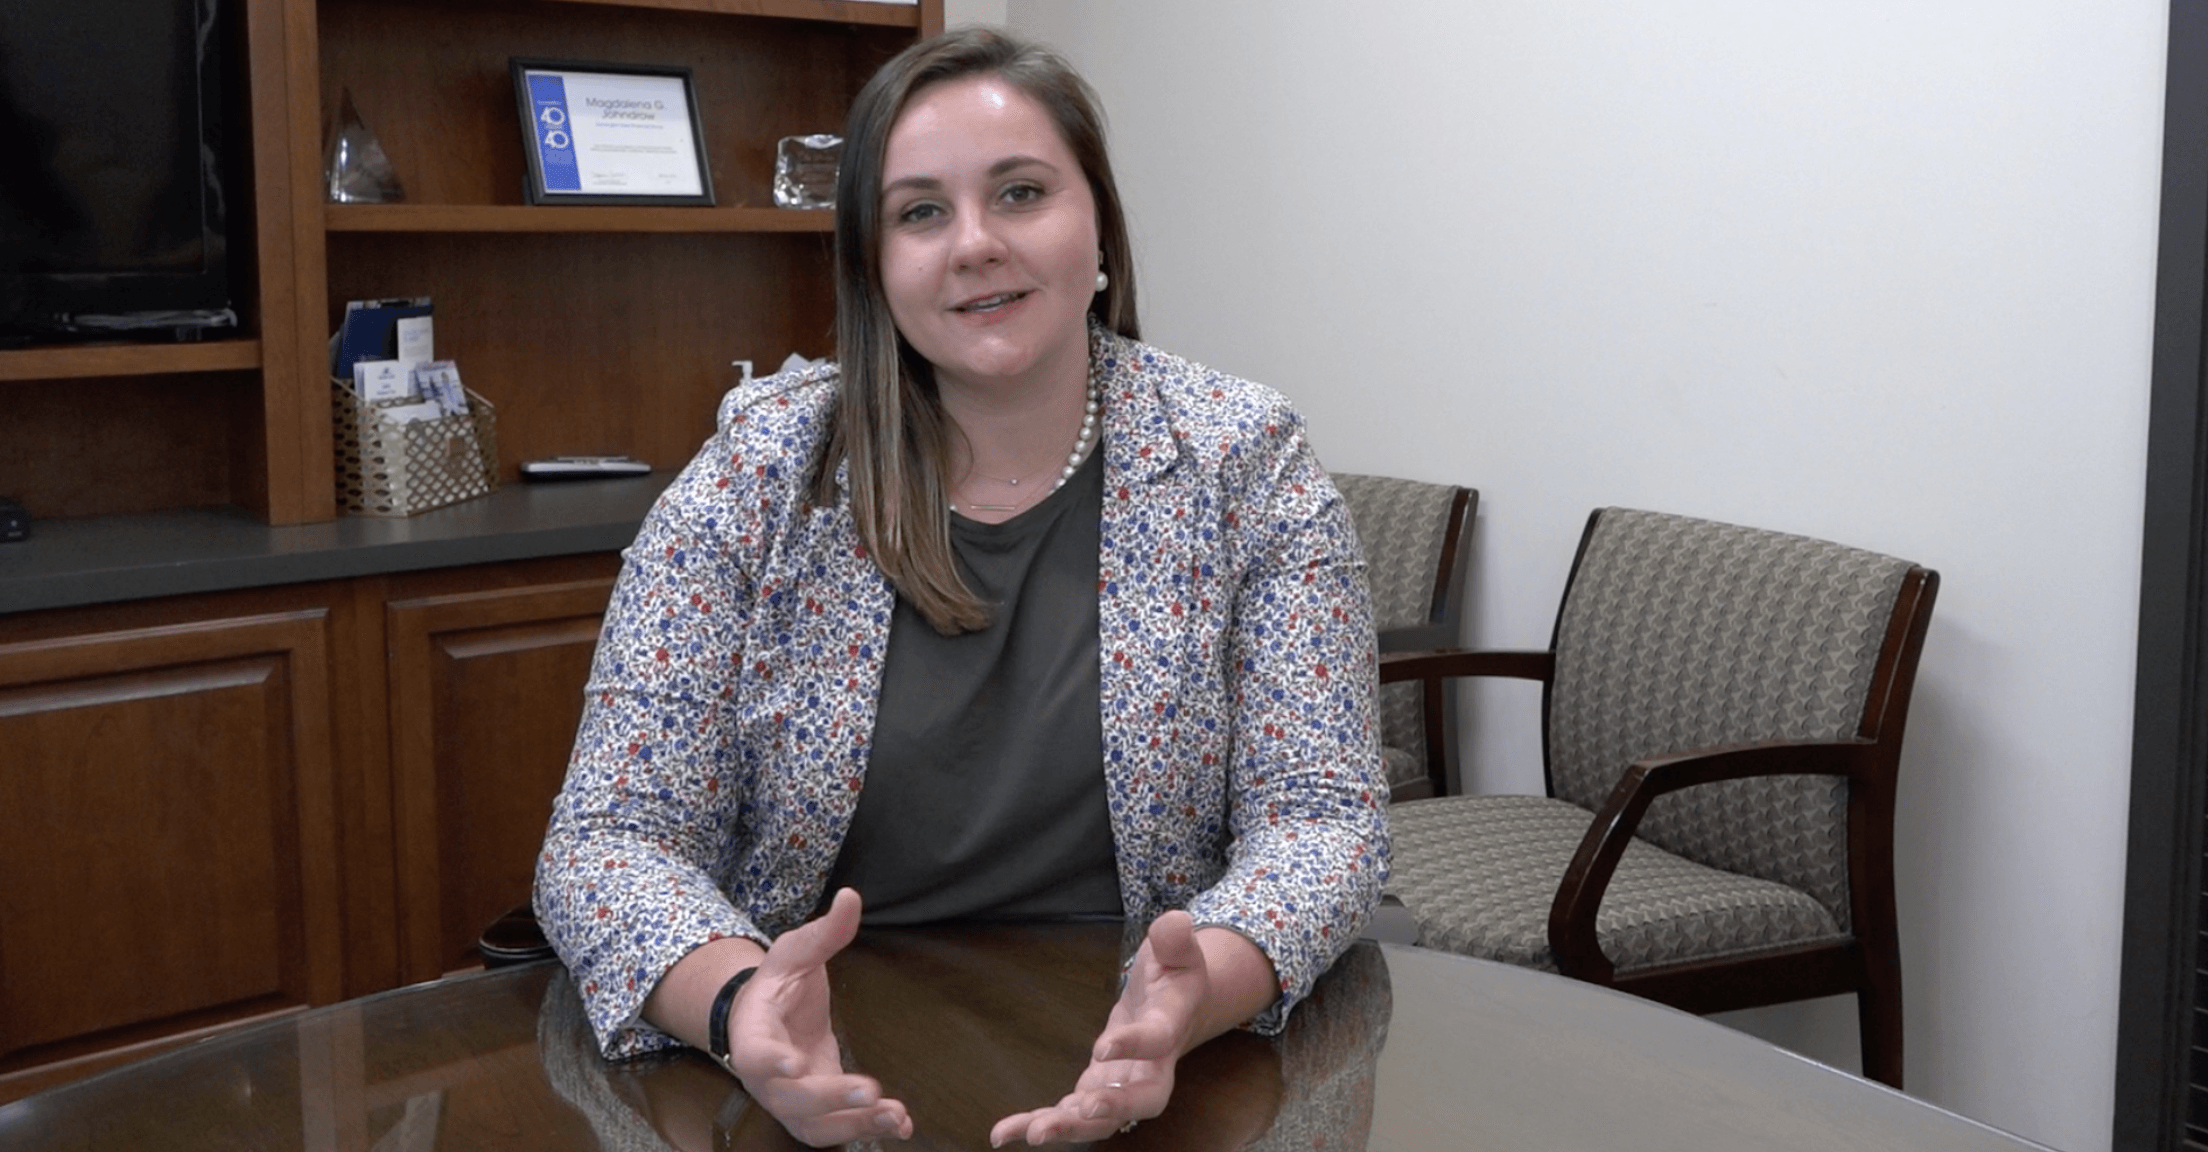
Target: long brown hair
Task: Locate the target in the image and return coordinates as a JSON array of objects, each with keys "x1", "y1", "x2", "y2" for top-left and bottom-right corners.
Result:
[{"x1": 812, "y1": 27, "x2": 1140, "y2": 635}]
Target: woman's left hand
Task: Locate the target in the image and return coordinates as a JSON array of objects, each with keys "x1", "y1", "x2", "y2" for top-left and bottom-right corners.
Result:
[{"x1": 988, "y1": 911, "x2": 1218, "y2": 1147}]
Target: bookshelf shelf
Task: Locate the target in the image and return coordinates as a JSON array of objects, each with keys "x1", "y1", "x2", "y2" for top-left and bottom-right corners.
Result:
[
  {"x1": 0, "y1": 340, "x2": 262, "y2": 383},
  {"x1": 535, "y1": 0, "x2": 922, "y2": 28},
  {"x1": 326, "y1": 204, "x2": 834, "y2": 234}
]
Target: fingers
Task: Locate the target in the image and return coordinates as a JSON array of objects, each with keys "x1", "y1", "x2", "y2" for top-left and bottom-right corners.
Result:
[
  {"x1": 1143, "y1": 909, "x2": 1203, "y2": 970},
  {"x1": 1093, "y1": 1019, "x2": 1180, "y2": 1064},
  {"x1": 990, "y1": 1109, "x2": 1043, "y2": 1147},
  {"x1": 782, "y1": 1098, "x2": 911, "y2": 1148},
  {"x1": 994, "y1": 1106, "x2": 1112, "y2": 1148},
  {"x1": 989, "y1": 1097, "x2": 1138, "y2": 1146},
  {"x1": 762, "y1": 887, "x2": 864, "y2": 975},
  {"x1": 723, "y1": 1035, "x2": 809, "y2": 1085},
  {"x1": 993, "y1": 1073, "x2": 1169, "y2": 1146},
  {"x1": 748, "y1": 1070, "x2": 887, "y2": 1119},
  {"x1": 1100, "y1": 914, "x2": 1211, "y2": 1063},
  {"x1": 728, "y1": 1061, "x2": 911, "y2": 1147}
]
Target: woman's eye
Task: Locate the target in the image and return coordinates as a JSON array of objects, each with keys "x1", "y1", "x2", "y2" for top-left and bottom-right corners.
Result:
[
  {"x1": 1001, "y1": 183, "x2": 1044, "y2": 205},
  {"x1": 896, "y1": 201, "x2": 943, "y2": 224}
]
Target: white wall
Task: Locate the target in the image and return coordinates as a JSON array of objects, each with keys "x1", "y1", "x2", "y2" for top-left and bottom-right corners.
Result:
[
  {"x1": 1002, "y1": 4, "x2": 2163, "y2": 1151},
  {"x1": 943, "y1": 0, "x2": 1006, "y2": 28}
]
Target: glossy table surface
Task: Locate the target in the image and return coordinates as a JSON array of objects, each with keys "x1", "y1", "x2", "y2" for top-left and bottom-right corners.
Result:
[{"x1": 0, "y1": 923, "x2": 2045, "y2": 1151}]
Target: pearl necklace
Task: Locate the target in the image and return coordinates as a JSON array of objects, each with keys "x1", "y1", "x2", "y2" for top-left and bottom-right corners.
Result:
[{"x1": 952, "y1": 380, "x2": 1102, "y2": 515}]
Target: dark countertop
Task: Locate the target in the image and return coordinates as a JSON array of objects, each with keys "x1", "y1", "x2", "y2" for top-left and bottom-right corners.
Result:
[{"x1": 0, "y1": 475, "x2": 671, "y2": 616}]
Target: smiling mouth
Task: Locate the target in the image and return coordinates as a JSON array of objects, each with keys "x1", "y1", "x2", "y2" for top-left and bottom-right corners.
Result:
[{"x1": 954, "y1": 291, "x2": 1029, "y2": 314}]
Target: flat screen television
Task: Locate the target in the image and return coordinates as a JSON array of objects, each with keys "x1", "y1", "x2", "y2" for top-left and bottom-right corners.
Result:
[{"x1": 0, "y1": 0, "x2": 238, "y2": 346}]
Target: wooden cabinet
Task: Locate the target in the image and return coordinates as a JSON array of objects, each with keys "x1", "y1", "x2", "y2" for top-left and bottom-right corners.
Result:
[
  {"x1": 0, "y1": 594, "x2": 345, "y2": 1098},
  {"x1": 0, "y1": 555, "x2": 619, "y2": 1102},
  {"x1": 1, "y1": 0, "x2": 942, "y2": 527},
  {"x1": 385, "y1": 574, "x2": 616, "y2": 983}
]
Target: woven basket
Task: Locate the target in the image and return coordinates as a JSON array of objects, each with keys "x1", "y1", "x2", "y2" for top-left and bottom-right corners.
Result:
[{"x1": 332, "y1": 379, "x2": 499, "y2": 516}]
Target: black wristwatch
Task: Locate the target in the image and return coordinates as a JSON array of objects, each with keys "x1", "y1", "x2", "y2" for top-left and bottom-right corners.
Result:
[{"x1": 706, "y1": 966, "x2": 760, "y2": 1065}]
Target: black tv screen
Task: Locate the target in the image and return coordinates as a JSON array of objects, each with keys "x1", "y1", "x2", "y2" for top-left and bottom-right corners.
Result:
[{"x1": 0, "y1": 0, "x2": 236, "y2": 344}]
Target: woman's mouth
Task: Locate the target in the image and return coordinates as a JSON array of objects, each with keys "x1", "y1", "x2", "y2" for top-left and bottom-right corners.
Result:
[{"x1": 954, "y1": 291, "x2": 1029, "y2": 314}]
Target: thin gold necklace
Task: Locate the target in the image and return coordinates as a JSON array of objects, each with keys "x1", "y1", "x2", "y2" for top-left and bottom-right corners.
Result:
[{"x1": 951, "y1": 379, "x2": 1102, "y2": 515}]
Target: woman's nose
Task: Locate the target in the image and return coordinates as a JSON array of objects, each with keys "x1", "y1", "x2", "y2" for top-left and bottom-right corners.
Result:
[{"x1": 948, "y1": 204, "x2": 1007, "y2": 269}]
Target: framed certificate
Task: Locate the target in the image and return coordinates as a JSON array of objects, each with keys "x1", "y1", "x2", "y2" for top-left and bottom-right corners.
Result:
[{"x1": 511, "y1": 59, "x2": 715, "y2": 206}]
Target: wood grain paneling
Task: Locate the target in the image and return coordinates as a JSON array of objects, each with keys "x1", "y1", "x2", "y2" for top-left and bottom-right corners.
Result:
[
  {"x1": 385, "y1": 578, "x2": 615, "y2": 982},
  {"x1": 0, "y1": 341, "x2": 262, "y2": 383},
  {"x1": 325, "y1": 578, "x2": 401, "y2": 999},
  {"x1": 0, "y1": 372, "x2": 255, "y2": 521},
  {"x1": 0, "y1": 610, "x2": 341, "y2": 1071},
  {"x1": 243, "y1": 0, "x2": 324, "y2": 523}
]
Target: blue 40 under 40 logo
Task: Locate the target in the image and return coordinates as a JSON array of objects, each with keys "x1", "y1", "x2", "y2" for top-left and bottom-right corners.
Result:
[{"x1": 526, "y1": 73, "x2": 582, "y2": 193}]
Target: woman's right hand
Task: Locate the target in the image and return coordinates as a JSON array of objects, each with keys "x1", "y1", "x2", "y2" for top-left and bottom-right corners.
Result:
[{"x1": 724, "y1": 888, "x2": 912, "y2": 1147}]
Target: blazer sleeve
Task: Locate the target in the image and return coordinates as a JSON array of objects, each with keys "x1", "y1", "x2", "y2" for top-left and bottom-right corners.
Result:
[
  {"x1": 1183, "y1": 399, "x2": 1390, "y2": 1033},
  {"x1": 533, "y1": 421, "x2": 771, "y2": 1060}
]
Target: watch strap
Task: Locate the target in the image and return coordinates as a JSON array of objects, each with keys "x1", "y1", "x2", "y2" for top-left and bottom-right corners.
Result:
[{"x1": 706, "y1": 966, "x2": 759, "y2": 1061}]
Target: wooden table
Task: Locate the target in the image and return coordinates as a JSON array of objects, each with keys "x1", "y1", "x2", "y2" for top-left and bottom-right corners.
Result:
[{"x1": 0, "y1": 922, "x2": 2046, "y2": 1151}]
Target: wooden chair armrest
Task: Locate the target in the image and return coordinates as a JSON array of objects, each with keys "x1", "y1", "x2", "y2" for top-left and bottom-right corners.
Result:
[
  {"x1": 1546, "y1": 738, "x2": 1880, "y2": 981},
  {"x1": 1378, "y1": 648, "x2": 1554, "y2": 685}
]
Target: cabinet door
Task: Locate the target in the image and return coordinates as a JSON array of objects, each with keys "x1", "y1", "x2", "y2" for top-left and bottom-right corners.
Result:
[
  {"x1": 0, "y1": 611, "x2": 343, "y2": 1073},
  {"x1": 385, "y1": 578, "x2": 614, "y2": 982}
]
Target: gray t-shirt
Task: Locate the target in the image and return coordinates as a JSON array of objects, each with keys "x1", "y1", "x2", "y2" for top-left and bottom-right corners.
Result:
[{"x1": 826, "y1": 447, "x2": 1119, "y2": 924}]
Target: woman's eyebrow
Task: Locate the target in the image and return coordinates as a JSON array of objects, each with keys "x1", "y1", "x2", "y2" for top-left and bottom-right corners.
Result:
[
  {"x1": 986, "y1": 154, "x2": 1057, "y2": 177},
  {"x1": 881, "y1": 174, "x2": 943, "y2": 198},
  {"x1": 882, "y1": 154, "x2": 1062, "y2": 198}
]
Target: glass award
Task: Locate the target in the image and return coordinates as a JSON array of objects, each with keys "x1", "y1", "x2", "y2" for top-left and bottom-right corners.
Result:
[
  {"x1": 325, "y1": 88, "x2": 406, "y2": 204},
  {"x1": 774, "y1": 134, "x2": 841, "y2": 209}
]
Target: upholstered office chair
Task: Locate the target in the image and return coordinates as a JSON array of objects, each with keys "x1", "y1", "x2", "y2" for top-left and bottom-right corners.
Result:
[
  {"x1": 1330, "y1": 474, "x2": 1477, "y2": 802},
  {"x1": 1381, "y1": 508, "x2": 1936, "y2": 1089}
]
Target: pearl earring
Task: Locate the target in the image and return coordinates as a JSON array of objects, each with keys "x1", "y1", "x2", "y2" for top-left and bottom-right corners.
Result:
[{"x1": 1095, "y1": 269, "x2": 1110, "y2": 292}]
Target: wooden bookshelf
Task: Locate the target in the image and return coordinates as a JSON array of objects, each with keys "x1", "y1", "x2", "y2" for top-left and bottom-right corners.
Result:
[
  {"x1": 0, "y1": 0, "x2": 938, "y2": 527},
  {"x1": 279, "y1": 0, "x2": 942, "y2": 521}
]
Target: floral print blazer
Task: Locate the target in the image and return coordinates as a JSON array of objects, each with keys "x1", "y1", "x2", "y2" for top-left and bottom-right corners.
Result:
[{"x1": 537, "y1": 326, "x2": 1388, "y2": 1057}]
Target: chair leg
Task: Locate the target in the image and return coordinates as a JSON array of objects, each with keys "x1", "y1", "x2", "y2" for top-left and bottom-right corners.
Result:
[
  {"x1": 1420, "y1": 675, "x2": 1452, "y2": 797},
  {"x1": 1857, "y1": 979, "x2": 1903, "y2": 1090}
]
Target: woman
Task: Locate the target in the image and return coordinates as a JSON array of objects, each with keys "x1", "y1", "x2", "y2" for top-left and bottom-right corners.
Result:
[{"x1": 535, "y1": 26, "x2": 1386, "y2": 1148}]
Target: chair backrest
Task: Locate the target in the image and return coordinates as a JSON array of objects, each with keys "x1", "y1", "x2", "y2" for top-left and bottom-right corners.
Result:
[
  {"x1": 1545, "y1": 508, "x2": 1918, "y2": 931},
  {"x1": 1332, "y1": 474, "x2": 1476, "y2": 774}
]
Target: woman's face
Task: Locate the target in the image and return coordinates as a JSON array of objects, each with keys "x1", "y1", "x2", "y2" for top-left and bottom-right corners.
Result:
[{"x1": 877, "y1": 75, "x2": 1100, "y2": 397}]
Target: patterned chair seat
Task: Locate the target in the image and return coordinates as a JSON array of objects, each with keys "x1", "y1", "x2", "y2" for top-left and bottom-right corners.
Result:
[{"x1": 1389, "y1": 795, "x2": 1844, "y2": 973}]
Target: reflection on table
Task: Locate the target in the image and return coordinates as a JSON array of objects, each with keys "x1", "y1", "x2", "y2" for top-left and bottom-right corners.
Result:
[
  {"x1": 0, "y1": 921, "x2": 2044, "y2": 1151},
  {"x1": 540, "y1": 922, "x2": 1382, "y2": 1152}
]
